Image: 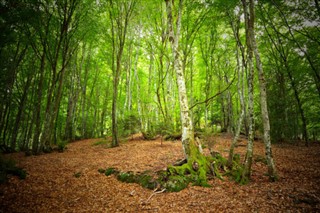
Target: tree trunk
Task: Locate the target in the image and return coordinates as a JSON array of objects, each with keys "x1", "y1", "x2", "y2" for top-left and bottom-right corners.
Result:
[
  {"x1": 241, "y1": 0, "x2": 255, "y2": 183},
  {"x1": 10, "y1": 70, "x2": 32, "y2": 150},
  {"x1": 109, "y1": 0, "x2": 136, "y2": 147},
  {"x1": 228, "y1": 10, "x2": 246, "y2": 167},
  {"x1": 166, "y1": 0, "x2": 193, "y2": 158},
  {"x1": 250, "y1": 0, "x2": 277, "y2": 180}
]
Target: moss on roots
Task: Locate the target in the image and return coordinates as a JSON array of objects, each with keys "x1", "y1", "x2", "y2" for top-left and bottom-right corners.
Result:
[{"x1": 99, "y1": 152, "x2": 247, "y2": 192}]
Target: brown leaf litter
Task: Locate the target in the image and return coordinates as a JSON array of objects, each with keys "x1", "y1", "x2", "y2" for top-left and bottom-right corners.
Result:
[{"x1": 0, "y1": 133, "x2": 319, "y2": 212}]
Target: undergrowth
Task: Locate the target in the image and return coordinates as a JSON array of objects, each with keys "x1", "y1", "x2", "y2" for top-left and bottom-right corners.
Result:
[{"x1": 0, "y1": 156, "x2": 27, "y2": 183}]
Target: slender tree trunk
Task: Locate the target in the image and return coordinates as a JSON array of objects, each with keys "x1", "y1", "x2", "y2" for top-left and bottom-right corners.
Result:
[
  {"x1": 286, "y1": 70, "x2": 308, "y2": 145},
  {"x1": 166, "y1": 0, "x2": 194, "y2": 158},
  {"x1": 228, "y1": 15, "x2": 245, "y2": 166},
  {"x1": 109, "y1": 0, "x2": 136, "y2": 147},
  {"x1": 32, "y1": 48, "x2": 46, "y2": 153},
  {"x1": 250, "y1": 0, "x2": 278, "y2": 181},
  {"x1": 10, "y1": 71, "x2": 32, "y2": 150},
  {"x1": 124, "y1": 44, "x2": 132, "y2": 111},
  {"x1": 241, "y1": 0, "x2": 255, "y2": 183}
]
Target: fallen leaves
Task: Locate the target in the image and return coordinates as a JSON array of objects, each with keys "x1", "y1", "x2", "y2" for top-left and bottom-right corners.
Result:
[{"x1": 0, "y1": 134, "x2": 319, "y2": 212}]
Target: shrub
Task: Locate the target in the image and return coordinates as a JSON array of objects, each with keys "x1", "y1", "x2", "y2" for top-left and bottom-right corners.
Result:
[
  {"x1": 120, "y1": 114, "x2": 141, "y2": 136},
  {"x1": 57, "y1": 140, "x2": 68, "y2": 152},
  {"x1": 142, "y1": 131, "x2": 157, "y2": 140}
]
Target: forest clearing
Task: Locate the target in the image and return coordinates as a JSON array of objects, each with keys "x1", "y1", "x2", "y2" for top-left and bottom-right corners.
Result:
[{"x1": 1, "y1": 133, "x2": 320, "y2": 212}]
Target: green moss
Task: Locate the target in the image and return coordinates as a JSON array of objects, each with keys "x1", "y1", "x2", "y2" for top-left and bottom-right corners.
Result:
[
  {"x1": 105, "y1": 168, "x2": 117, "y2": 176},
  {"x1": 117, "y1": 172, "x2": 136, "y2": 183},
  {"x1": 98, "y1": 149, "x2": 248, "y2": 192},
  {"x1": 163, "y1": 132, "x2": 181, "y2": 141},
  {"x1": 137, "y1": 174, "x2": 156, "y2": 189},
  {"x1": 164, "y1": 175, "x2": 189, "y2": 192},
  {"x1": 226, "y1": 159, "x2": 248, "y2": 184}
]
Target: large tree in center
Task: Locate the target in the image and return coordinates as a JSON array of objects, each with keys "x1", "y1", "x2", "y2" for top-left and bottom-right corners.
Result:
[
  {"x1": 165, "y1": 0, "x2": 194, "y2": 158},
  {"x1": 165, "y1": 0, "x2": 209, "y2": 185}
]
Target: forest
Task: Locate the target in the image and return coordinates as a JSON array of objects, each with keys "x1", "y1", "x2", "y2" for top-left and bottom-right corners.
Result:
[{"x1": 0, "y1": 0, "x2": 320, "y2": 212}]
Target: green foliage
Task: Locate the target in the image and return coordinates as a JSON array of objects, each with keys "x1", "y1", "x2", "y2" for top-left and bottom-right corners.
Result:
[
  {"x1": 57, "y1": 140, "x2": 68, "y2": 153},
  {"x1": 119, "y1": 114, "x2": 141, "y2": 137},
  {"x1": 163, "y1": 132, "x2": 182, "y2": 141},
  {"x1": 0, "y1": 156, "x2": 27, "y2": 183},
  {"x1": 226, "y1": 154, "x2": 247, "y2": 184},
  {"x1": 142, "y1": 130, "x2": 157, "y2": 140},
  {"x1": 154, "y1": 122, "x2": 174, "y2": 136}
]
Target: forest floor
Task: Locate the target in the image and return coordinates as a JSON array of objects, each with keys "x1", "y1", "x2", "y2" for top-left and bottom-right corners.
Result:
[{"x1": 1, "y1": 133, "x2": 320, "y2": 212}]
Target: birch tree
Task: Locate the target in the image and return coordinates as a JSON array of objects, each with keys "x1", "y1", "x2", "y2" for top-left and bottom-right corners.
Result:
[
  {"x1": 241, "y1": 0, "x2": 277, "y2": 182},
  {"x1": 165, "y1": 0, "x2": 210, "y2": 186},
  {"x1": 249, "y1": 0, "x2": 277, "y2": 181},
  {"x1": 241, "y1": 0, "x2": 255, "y2": 183}
]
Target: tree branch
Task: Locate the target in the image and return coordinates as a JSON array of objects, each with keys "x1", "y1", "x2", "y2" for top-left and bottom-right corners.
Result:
[{"x1": 189, "y1": 71, "x2": 236, "y2": 110}]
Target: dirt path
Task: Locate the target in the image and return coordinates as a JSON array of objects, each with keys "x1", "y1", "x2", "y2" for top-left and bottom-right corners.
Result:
[{"x1": 1, "y1": 134, "x2": 320, "y2": 212}]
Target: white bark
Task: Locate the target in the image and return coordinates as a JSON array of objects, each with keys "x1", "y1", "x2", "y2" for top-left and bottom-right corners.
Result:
[
  {"x1": 242, "y1": 0, "x2": 255, "y2": 181},
  {"x1": 250, "y1": 0, "x2": 277, "y2": 180},
  {"x1": 166, "y1": 0, "x2": 194, "y2": 158},
  {"x1": 228, "y1": 25, "x2": 245, "y2": 166}
]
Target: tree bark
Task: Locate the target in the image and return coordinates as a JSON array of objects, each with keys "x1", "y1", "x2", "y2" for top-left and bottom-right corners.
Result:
[
  {"x1": 241, "y1": 0, "x2": 255, "y2": 183},
  {"x1": 109, "y1": 0, "x2": 136, "y2": 147},
  {"x1": 245, "y1": 0, "x2": 278, "y2": 181},
  {"x1": 227, "y1": 9, "x2": 246, "y2": 167}
]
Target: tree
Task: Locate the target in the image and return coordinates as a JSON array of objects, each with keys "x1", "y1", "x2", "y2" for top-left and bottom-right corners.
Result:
[
  {"x1": 240, "y1": 0, "x2": 255, "y2": 183},
  {"x1": 165, "y1": 0, "x2": 209, "y2": 185},
  {"x1": 107, "y1": 0, "x2": 137, "y2": 147}
]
